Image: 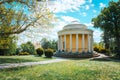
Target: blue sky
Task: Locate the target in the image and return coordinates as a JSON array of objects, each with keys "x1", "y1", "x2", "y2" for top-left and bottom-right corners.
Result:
[
  {"x1": 18, "y1": 0, "x2": 118, "y2": 44},
  {"x1": 47, "y1": 0, "x2": 117, "y2": 42},
  {"x1": 47, "y1": 0, "x2": 110, "y2": 42}
]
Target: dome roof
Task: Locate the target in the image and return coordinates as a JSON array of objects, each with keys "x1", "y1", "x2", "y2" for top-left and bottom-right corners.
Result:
[{"x1": 63, "y1": 21, "x2": 87, "y2": 30}]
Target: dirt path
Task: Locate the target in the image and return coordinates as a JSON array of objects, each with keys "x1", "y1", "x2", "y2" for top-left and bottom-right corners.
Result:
[{"x1": 0, "y1": 58, "x2": 68, "y2": 69}]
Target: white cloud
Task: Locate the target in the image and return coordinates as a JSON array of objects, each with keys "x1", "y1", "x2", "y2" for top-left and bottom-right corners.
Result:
[
  {"x1": 88, "y1": 0, "x2": 92, "y2": 3},
  {"x1": 91, "y1": 4, "x2": 94, "y2": 7},
  {"x1": 49, "y1": 16, "x2": 81, "y2": 40},
  {"x1": 84, "y1": 22, "x2": 93, "y2": 27},
  {"x1": 93, "y1": 29, "x2": 103, "y2": 43},
  {"x1": 17, "y1": 16, "x2": 80, "y2": 44},
  {"x1": 85, "y1": 5, "x2": 90, "y2": 10},
  {"x1": 93, "y1": 10, "x2": 97, "y2": 13},
  {"x1": 84, "y1": 22, "x2": 102, "y2": 43},
  {"x1": 61, "y1": 16, "x2": 80, "y2": 23},
  {"x1": 80, "y1": 12, "x2": 87, "y2": 17},
  {"x1": 99, "y1": 3, "x2": 106, "y2": 8},
  {"x1": 48, "y1": 0, "x2": 86, "y2": 13}
]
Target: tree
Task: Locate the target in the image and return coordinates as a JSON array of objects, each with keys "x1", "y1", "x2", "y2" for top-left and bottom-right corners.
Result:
[
  {"x1": 21, "y1": 41, "x2": 36, "y2": 54},
  {"x1": 40, "y1": 38, "x2": 57, "y2": 51},
  {"x1": 0, "y1": 0, "x2": 54, "y2": 55},
  {"x1": 0, "y1": 35, "x2": 17, "y2": 55},
  {"x1": 0, "y1": 0, "x2": 53, "y2": 35},
  {"x1": 92, "y1": 0, "x2": 120, "y2": 57},
  {"x1": 40, "y1": 38, "x2": 50, "y2": 49}
]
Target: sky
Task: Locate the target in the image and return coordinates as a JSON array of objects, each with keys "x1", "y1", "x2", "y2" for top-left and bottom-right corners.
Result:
[{"x1": 17, "y1": 0, "x2": 118, "y2": 45}]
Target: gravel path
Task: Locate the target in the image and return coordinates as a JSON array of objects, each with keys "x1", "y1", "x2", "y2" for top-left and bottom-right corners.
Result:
[{"x1": 0, "y1": 58, "x2": 68, "y2": 69}]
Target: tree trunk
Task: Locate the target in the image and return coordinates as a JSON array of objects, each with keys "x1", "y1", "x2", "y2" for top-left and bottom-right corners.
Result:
[
  {"x1": 115, "y1": 25, "x2": 120, "y2": 57},
  {"x1": 104, "y1": 30, "x2": 110, "y2": 49}
]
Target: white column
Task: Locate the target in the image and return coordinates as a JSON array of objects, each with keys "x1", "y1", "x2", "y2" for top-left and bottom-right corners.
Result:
[
  {"x1": 64, "y1": 34, "x2": 66, "y2": 51},
  {"x1": 60, "y1": 35, "x2": 62, "y2": 51},
  {"x1": 88, "y1": 34, "x2": 91, "y2": 52},
  {"x1": 70, "y1": 34, "x2": 72, "y2": 52},
  {"x1": 76, "y1": 34, "x2": 78, "y2": 52},
  {"x1": 82, "y1": 33, "x2": 85, "y2": 52},
  {"x1": 91, "y1": 34, "x2": 93, "y2": 51},
  {"x1": 58, "y1": 36, "x2": 59, "y2": 50}
]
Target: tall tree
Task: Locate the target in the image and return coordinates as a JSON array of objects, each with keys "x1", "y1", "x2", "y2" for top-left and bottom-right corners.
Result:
[
  {"x1": 92, "y1": 0, "x2": 120, "y2": 57},
  {"x1": 0, "y1": 0, "x2": 53, "y2": 35},
  {"x1": 0, "y1": 0, "x2": 54, "y2": 55}
]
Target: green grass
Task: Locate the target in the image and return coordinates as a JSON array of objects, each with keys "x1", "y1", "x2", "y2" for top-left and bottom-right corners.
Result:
[
  {"x1": 0, "y1": 55, "x2": 53, "y2": 64},
  {"x1": 0, "y1": 59, "x2": 120, "y2": 80}
]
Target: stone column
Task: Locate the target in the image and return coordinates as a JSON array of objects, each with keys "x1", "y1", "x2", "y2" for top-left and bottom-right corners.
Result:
[
  {"x1": 64, "y1": 34, "x2": 66, "y2": 51},
  {"x1": 88, "y1": 34, "x2": 90, "y2": 52},
  {"x1": 82, "y1": 33, "x2": 85, "y2": 52},
  {"x1": 91, "y1": 34, "x2": 93, "y2": 51},
  {"x1": 58, "y1": 36, "x2": 60, "y2": 50},
  {"x1": 60, "y1": 35, "x2": 62, "y2": 51},
  {"x1": 76, "y1": 34, "x2": 78, "y2": 52},
  {"x1": 70, "y1": 34, "x2": 72, "y2": 52}
]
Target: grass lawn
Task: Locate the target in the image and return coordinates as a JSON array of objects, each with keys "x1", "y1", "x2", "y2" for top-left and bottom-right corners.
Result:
[
  {"x1": 0, "y1": 58, "x2": 120, "y2": 80},
  {"x1": 0, "y1": 55, "x2": 53, "y2": 64}
]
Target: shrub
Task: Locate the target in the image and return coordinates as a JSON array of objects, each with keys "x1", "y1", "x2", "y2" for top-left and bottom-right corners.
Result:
[
  {"x1": 44, "y1": 49, "x2": 54, "y2": 58},
  {"x1": 94, "y1": 47, "x2": 99, "y2": 52},
  {"x1": 99, "y1": 48, "x2": 107, "y2": 53},
  {"x1": 16, "y1": 48, "x2": 22, "y2": 55},
  {"x1": 36, "y1": 48, "x2": 44, "y2": 56},
  {"x1": 19, "y1": 52, "x2": 29, "y2": 55}
]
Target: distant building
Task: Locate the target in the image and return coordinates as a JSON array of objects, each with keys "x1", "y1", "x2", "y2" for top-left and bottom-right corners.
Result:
[{"x1": 33, "y1": 42, "x2": 41, "y2": 49}]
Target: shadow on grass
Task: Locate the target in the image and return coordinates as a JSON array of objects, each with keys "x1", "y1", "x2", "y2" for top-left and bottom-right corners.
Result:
[
  {"x1": 54, "y1": 56, "x2": 90, "y2": 60},
  {"x1": 90, "y1": 57, "x2": 120, "y2": 62},
  {"x1": 0, "y1": 66, "x2": 29, "y2": 71},
  {"x1": 0, "y1": 58, "x2": 34, "y2": 64}
]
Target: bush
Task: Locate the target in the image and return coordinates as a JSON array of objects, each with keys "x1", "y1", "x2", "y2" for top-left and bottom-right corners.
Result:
[
  {"x1": 94, "y1": 46, "x2": 107, "y2": 53},
  {"x1": 16, "y1": 48, "x2": 22, "y2": 55},
  {"x1": 19, "y1": 52, "x2": 29, "y2": 55},
  {"x1": 94, "y1": 47, "x2": 99, "y2": 52},
  {"x1": 44, "y1": 49, "x2": 54, "y2": 58},
  {"x1": 36, "y1": 48, "x2": 44, "y2": 56},
  {"x1": 99, "y1": 48, "x2": 107, "y2": 53}
]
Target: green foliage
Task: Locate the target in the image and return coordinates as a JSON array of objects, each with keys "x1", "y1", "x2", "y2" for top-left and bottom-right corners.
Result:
[
  {"x1": 94, "y1": 45, "x2": 108, "y2": 53},
  {"x1": 0, "y1": 0, "x2": 54, "y2": 56},
  {"x1": 40, "y1": 38, "x2": 57, "y2": 51},
  {"x1": 0, "y1": 0, "x2": 54, "y2": 35},
  {"x1": 0, "y1": 36, "x2": 17, "y2": 55},
  {"x1": 20, "y1": 41, "x2": 36, "y2": 54},
  {"x1": 94, "y1": 46, "x2": 99, "y2": 52},
  {"x1": 41, "y1": 38, "x2": 51, "y2": 49},
  {"x1": 44, "y1": 48, "x2": 54, "y2": 58},
  {"x1": 19, "y1": 52, "x2": 29, "y2": 55},
  {"x1": 16, "y1": 48, "x2": 22, "y2": 55},
  {"x1": 36, "y1": 48, "x2": 44, "y2": 56},
  {"x1": 92, "y1": 0, "x2": 120, "y2": 58}
]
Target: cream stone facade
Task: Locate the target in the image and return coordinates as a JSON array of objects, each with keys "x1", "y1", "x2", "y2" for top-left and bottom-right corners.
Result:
[{"x1": 58, "y1": 21, "x2": 93, "y2": 53}]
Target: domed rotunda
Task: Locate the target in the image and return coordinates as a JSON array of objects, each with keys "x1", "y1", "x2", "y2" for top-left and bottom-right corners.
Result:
[{"x1": 55, "y1": 21, "x2": 94, "y2": 57}]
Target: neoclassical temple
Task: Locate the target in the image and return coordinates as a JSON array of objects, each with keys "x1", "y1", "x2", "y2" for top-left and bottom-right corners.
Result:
[{"x1": 57, "y1": 21, "x2": 93, "y2": 54}]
